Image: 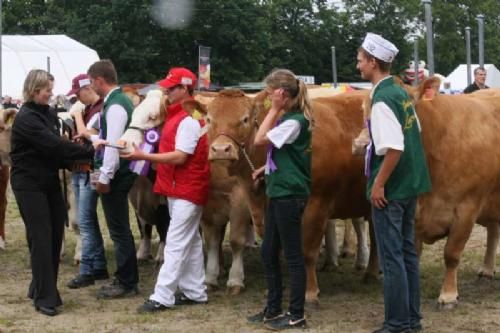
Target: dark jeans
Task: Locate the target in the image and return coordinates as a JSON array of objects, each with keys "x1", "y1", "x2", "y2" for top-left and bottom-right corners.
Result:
[
  {"x1": 372, "y1": 197, "x2": 421, "y2": 332},
  {"x1": 14, "y1": 188, "x2": 66, "y2": 308},
  {"x1": 100, "y1": 189, "x2": 138, "y2": 288},
  {"x1": 261, "y1": 196, "x2": 307, "y2": 319}
]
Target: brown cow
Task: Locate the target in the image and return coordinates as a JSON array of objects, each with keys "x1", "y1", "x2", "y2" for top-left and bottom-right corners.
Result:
[
  {"x1": 207, "y1": 89, "x2": 379, "y2": 305},
  {"x1": 0, "y1": 108, "x2": 16, "y2": 250},
  {"x1": 411, "y1": 79, "x2": 500, "y2": 308}
]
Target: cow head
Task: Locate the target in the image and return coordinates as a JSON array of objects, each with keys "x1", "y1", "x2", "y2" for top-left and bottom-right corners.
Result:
[
  {"x1": 123, "y1": 86, "x2": 144, "y2": 107},
  {"x1": 0, "y1": 108, "x2": 17, "y2": 159},
  {"x1": 207, "y1": 90, "x2": 258, "y2": 164},
  {"x1": 119, "y1": 89, "x2": 166, "y2": 153}
]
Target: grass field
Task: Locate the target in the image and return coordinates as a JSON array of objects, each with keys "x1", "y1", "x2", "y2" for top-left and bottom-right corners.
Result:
[{"x1": 1, "y1": 189, "x2": 500, "y2": 333}]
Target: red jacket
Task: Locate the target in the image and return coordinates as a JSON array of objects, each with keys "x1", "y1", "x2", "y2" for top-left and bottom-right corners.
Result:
[{"x1": 153, "y1": 101, "x2": 210, "y2": 205}]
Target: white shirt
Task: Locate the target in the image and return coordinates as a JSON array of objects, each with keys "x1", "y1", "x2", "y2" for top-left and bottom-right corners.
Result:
[
  {"x1": 99, "y1": 103, "x2": 129, "y2": 185},
  {"x1": 175, "y1": 117, "x2": 201, "y2": 154},
  {"x1": 266, "y1": 119, "x2": 301, "y2": 149}
]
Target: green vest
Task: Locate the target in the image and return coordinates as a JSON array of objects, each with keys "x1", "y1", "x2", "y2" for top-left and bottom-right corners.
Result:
[
  {"x1": 367, "y1": 76, "x2": 431, "y2": 200},
  {"x1": 95, "y1": 88, "x2": 136, "y2": 191},
  {"x1": 265, "y1": 111, "x2": 312, "y2": 198}
]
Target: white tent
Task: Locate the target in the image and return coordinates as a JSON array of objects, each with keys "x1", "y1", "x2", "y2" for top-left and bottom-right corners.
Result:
[
  {"x1": 1, "y1": 35, "x2": 100, "y2": 99},
  {"x1": 444, "y1": 64, "x2": 500, "y2": 92}
]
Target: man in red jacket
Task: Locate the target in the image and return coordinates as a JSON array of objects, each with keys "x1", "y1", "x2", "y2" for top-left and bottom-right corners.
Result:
[{"x1": 122, "y1": 67, "x2": 210, "y2": 312}]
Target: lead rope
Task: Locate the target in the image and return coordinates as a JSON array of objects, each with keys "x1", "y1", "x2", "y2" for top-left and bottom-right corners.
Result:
[{"x1": 241, "y1": 146, "x2": 256, "y2": 172}]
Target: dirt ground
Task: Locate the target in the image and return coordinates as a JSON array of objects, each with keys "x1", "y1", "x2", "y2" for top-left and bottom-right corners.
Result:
[{"x1": 1, "y1": 190, "x2": 500, "y2": 333}]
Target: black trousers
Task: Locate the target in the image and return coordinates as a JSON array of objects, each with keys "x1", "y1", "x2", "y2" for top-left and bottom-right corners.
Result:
[
  {"x1": 14, "y1": 188, "x2": 67, "y2": 308},
  {"x1": 101, "y1": 189, "x2": 138, "y2": 288},
  {"x1": 261, "y1": 197, "x2": 307, "y2": 319}
]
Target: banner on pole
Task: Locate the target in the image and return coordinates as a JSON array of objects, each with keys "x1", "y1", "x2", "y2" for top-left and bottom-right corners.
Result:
[{"x1": 198, "y1": 46, "x2": 211, "y2": 90}]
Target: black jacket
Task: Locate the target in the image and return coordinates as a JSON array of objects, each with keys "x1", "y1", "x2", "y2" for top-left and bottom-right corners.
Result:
[
  {"x1": 463, "y1": 82, "x2": 489, "y2": 94},
  {"x1": 10, "y1": 101, "x2": 94, "y2": 191}
]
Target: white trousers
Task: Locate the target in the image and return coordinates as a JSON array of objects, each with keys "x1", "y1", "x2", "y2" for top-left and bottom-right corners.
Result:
[{"x1": 150, "y1": 197, "x2": 207, "y2": 306}]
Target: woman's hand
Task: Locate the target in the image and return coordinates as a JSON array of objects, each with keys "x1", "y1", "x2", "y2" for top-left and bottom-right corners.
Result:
[
  {"x1": 120, "y1": 142, "x2": 146, "y2": 161},
  {"x1": 252, "y1": 165, "x2": 265, "y2": 180},
  {"x1": 270, "y1": 88, "x2": 288, "y2": 112},
  {"x1": 92, "y1": 139, "x2": 108, "y2": 150}
]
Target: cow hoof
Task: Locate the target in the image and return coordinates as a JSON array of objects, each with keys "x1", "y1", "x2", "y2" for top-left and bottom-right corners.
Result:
[
  {"x1": 305, "y1": 300, "x2": 320, "y2": 310},
  {"x1": 477, "y1": 271, "x2": 494, "y2": 281},
  {"x1": 437, "y1": 300, "x2": 458, "y2": 311},
  {"x1": 340, "y1": 251, "x2": 355, "y2": 259},
  {"x1": 206, "y1": 283, "x2": 219, "y2": 292},
  {"x1": 320, "y1": 261, "x2": 339, "y2": 272},
  {"x1": 227, "y1": 285, "x2": 244, "y2": 296},
  {"x1": 363, "y1": 272, "x2": 380, "y2": 284}
]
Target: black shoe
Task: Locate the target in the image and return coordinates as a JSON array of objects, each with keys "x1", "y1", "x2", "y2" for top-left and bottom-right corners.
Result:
[
  {"x1": 93, "y1": 269, "x2": 110, "y2": 280},
  {"x1": 247, "y1": 307, "x2": 283, "y2": 324},
  {"x1": 372, "y1": 328, "x2": 413, "y2": 333},
  {"x1": 137, "y1": 299, "x2": 173, "y2": 313},
  {"x1": 174, "y1": 293, "x2": 207, "y2": 306},
  {"x1": 264, "y1": 312, "x2": 306, "y2": 330},
  {"x1": 35, "y1": 306, "x2": 58, "y2": 316},
  {"x1": 97, "y1": 280, "x2": 138, "y2": 299},
  {"x1": 411, "y1": 325, "x2": 423, "y2": 332},
  {"x1": 67, "y1": 274, "x2": 95, "y2": 289}
]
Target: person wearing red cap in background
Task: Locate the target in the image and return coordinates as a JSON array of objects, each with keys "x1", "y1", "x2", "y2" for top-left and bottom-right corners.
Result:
[
  {"x1": 65, "y1": 74, "x2": 110, "y2": 289},
  {"x1": 122, "y1": 67, "x2": 210, "y2": 313}
]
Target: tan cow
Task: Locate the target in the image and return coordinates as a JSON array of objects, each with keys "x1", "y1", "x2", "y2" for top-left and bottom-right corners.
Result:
[
  {"x1": 119, "y1": 90, "x2": 254, "y2": 293},
  {"x1": 207, "y1": 89, "x2": 378, "y2": 305},
  {"x1": 411, "y1": 79, "x2": 500, "y2": 308},
  {"x1": 0, "y1": 108, "x2": 16, "y2": 250},
  {"x1": 353, "y1": 78, "x2": 500, "y2": 308}
]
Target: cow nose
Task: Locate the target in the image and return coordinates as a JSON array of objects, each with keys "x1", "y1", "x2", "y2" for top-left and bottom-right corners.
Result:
[{"x1": 209, "y1": 143, "x2": 238, "y2": 160}]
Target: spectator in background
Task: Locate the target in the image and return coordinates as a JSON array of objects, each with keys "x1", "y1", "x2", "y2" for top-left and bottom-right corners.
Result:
[
  {"x1": 2, "y1": 95, "x2": 18, "y2": 109},
  {"x1": 463, "y1": 67, "x2": 489, "y2": 94}
]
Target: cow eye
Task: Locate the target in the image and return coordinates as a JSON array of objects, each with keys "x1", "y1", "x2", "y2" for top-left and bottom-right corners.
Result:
[
  {"x1": 242, "y1": 116, "x2": 249, "y2": 124},
  {"x1": 206, "y1": 117, "x2": 211, "y2": 124}
]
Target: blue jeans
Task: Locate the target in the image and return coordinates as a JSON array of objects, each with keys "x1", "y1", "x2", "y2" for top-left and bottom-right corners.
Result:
[
  {"x1": 72, "y1": 172, "x2": 107, "y2": 275},
  {"x1": 372, "y1": 197, "x2": 422, "y2": 332},
  {"x1": 261, "y1": 197, "x2": 307, "y2": 319}
]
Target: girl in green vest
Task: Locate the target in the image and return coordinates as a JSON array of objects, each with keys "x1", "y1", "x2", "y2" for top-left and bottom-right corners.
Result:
[{"x1": 247, "y1": 69, "x2": 312, "y2": 330}]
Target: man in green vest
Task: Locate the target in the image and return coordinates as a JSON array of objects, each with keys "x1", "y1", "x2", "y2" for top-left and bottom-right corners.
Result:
[
  {"x1": 357, "y1": 33, "x2": 431, "y2": 333},
  {"x1": 87, "y1": 59, "x2": 138, "y2": 299}
]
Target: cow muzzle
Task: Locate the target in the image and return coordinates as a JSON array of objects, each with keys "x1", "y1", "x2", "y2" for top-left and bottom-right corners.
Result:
[{"x1": 209, "y1": 142, "x2": 239, "y2": 161}]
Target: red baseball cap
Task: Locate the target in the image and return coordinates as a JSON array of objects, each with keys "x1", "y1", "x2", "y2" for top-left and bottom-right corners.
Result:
[
  {"x1": 158, "y1": 67, "x2": 197, "y2": 89},
  {"x1": 67, "y1": 74, "x2": 91, "y2": 96}
]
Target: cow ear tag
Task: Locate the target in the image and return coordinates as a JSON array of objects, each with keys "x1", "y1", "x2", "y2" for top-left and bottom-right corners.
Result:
[
  {"x1": 192, "y1": 109, "x2": 203, "y2": 120},
  {"x1": 264, "y1": 97, "x2": 272, "y2": 110}
]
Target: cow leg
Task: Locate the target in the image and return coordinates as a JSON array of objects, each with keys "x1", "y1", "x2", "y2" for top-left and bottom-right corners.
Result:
[
  {"x1": 478, "y1": 222, "x2": 499, "y2": 279},
  {"x1": 226, "y1": 204, "x2": 251, "y2": 295},
  {"x1": 137, "y1": 220, "x2": 153, "y2": 261},
  {"x1": 321, "y1": 219, "x2": 339, "y2": 271},
  {"x1": 438, "y1": 214, "x2": 475, "y2": 309},
  {"x1": 341, "y1": 219, "x2": 356, "y2": 258},
  {"x1": 364, "y1": 220, "x2": 380, "y2": 282},
  {"x1": 352, "y1": 217, "x2": 369, "y2": 270},
  {"x1": 0, "y1": 166, "x2": 9, "y2": 250},
  {"x1": 303, "y1": 196, "x2": 330, "y2": 305},
  {"x1": 203, "y1": 221, "x2": 225, "y2": 291},
  {"x1": 154, "y1": 204, "x2": 169, "y2": 267}
]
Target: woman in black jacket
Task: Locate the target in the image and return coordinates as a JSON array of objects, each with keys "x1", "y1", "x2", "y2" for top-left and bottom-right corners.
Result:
[{"x1": 10, "y1": 69, "x2": 95, "y2": 316}]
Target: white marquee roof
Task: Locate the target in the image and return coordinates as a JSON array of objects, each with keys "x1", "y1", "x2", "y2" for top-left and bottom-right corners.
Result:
[{"x1": 1, "y1": 35, "x2": 100, "y2": 99}]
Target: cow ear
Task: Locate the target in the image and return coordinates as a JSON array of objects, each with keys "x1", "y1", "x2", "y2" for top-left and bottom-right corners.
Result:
[
  {"x1": 183, "y1": 100, "x2": 207, "y2": 120},
  {"x1": 3, "y1": 108, "x2": 17, "y2": 125},
  {"x1": 416, "y1": 77, "x2": 441, "y2": 101}
]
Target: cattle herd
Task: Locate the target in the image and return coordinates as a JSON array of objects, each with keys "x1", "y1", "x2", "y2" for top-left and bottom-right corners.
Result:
[{"x1": 1, "y1": 77, "x2": 500, "y2": 314}]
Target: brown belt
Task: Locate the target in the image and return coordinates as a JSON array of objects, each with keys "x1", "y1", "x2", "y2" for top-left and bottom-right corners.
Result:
[{"x1": 72, "y1": 163, "x2": 92, "y2": 173}]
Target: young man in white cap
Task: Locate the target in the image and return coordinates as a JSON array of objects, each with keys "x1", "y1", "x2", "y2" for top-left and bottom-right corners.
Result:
[
  {"x1": 357, "y1": 33, "x2": 431, "y2": 333},
  {"x1": 122, "y1": 67, "x2": 210, "y2": 313}
]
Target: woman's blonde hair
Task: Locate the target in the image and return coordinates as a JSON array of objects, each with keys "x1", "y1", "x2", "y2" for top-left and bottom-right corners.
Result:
[
  {"x1": 264, "y1": 68, "x2": 314, "y2": 128},
  {"x1": 23, "y1": 69, "x2": 54, "y2": 102}
]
